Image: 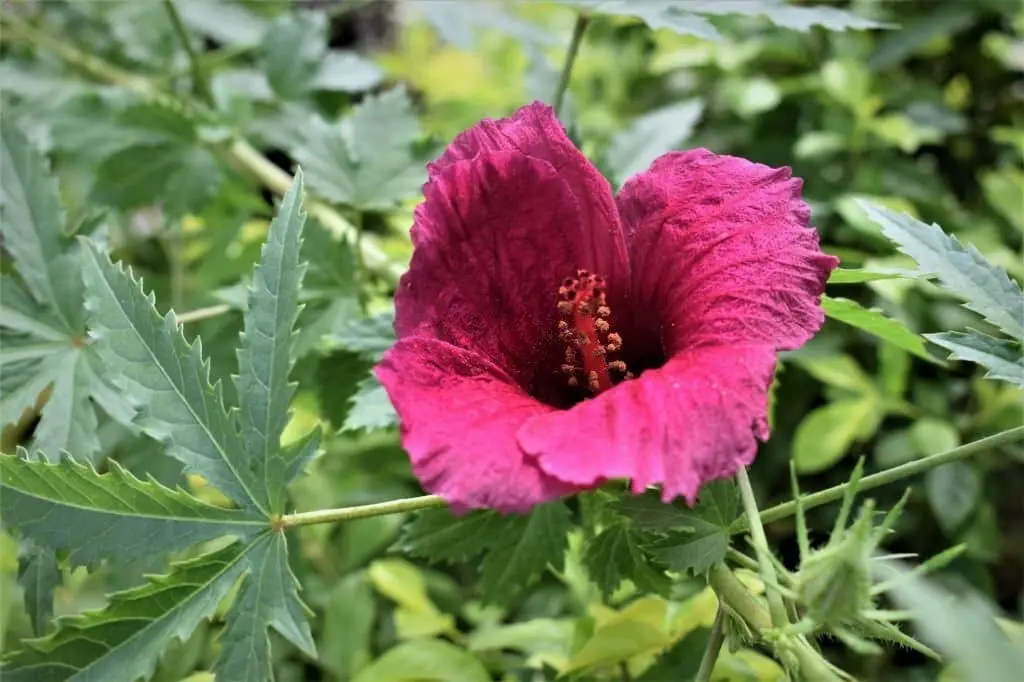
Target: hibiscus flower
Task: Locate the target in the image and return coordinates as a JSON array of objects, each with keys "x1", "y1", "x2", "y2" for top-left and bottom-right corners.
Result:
[{"x1": 376, "y1": 102, "x2": 838, "y2": 514}]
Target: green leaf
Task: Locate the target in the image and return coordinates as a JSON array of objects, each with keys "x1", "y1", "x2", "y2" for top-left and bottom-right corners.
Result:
[
  {"x1": 618, "y1": 481, "x2": 738, "y2": 575},
  {"x1": 857, "y1": 200, "x2": 1024, "y2": 341},
  {"x1": 31, "y1": 349, "x2": 100, "y2": 461},
  {"x1": 262, "y1": 13, "x2": 326, "y2": 100},
  {"x1": 926, "y1": 330, "x2": 1024, "y2": 388},
  {"x1": 479, "y1": 502, "x2": 573, "y2": 602},
  {"x1": 17, "y1": 541, "x2": 61, "y2": 636},
  {"x1": 322, "y1": 572, "x2": 376, "y2": 679},
  {"x1": 177, "y1": 0, "x2": 268, "y2": 47},
  {"x1": 343, "y1": 376, "x2": 398, "y2": 433},
  {"x1": 0, "y1": 117, "x2": 82, "y2": 331},
  {"x1": 294, "y1": 87, "x2": 425, "y2": 210},
  {"x1": 81, "y1": 242, "x2": 263, "y2": 512},
  {"x1": 686, "y1": 0, "x2": 887, "y2": 32},
  {"x1": 326, "y1": 311, "x2": 395, "y2": 361},
  {"x1": 312, "y1": 51, "x2": 384, "y2": 93},
  {"x1": 580, "y1": 1, "x2": 721, "y2": 41},
  {"x1": 606, "y1": 99, "x2": 703, "y2": 185},
  {"x1": 396, "y1": 508, "x2": 508, "y2": 563},
  {"x1": 233, "y1": 172, "x2": 308, "y2": 513},
  {"x1": 0, "y1": 452, "x2": 263, "y2": 567},
  {"x1": 351, "y1": 639, "x2": 490, "y2": 682},
  {"x1": 828, "y1": 268, "x2": 910, "y2": 284},
  {"x1": 792, "y1": 398, "x2": 879, "y2": 474},
  {"x1": 926, "y1": 461, "x2": 981, "y2": 536},
  {"x1": 584, "y1": 523, "x2": 671, "y2": 598},
  {"x1": 822, "y1": 296, "x2": 938, "y2": 363},
  {"x1": 792, "y1": 354, "x2": 875, "y2": 394},
  {"x1": 213, "y1": 532, "x2": 316, "y2": 680},
  {"x1": 93, "y1": 142, "x2": 221, "y2": 216},
  {"x1": 0, "y1": 542, "x2": 251, "y2": 682}
]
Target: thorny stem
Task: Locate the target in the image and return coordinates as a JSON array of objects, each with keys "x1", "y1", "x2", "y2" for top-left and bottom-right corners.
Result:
[
  {"x1": 735, "y1": 467, "x2": 791, "y2": 629},
  {"x1": 161, "y1": 0, "x2": 214, "y2": 103},
  {"x1": 280, "y1": 495, "x2": 445, "y2": 528},
  {"x1": 694, "y1": 606, "x2": 726, "y2": 682},
  {"x1": 553, "y1": 11, "x2": 590, "y2": 117}
]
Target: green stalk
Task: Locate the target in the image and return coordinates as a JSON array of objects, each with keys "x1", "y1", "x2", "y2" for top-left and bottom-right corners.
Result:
[
  {"x1": 161, "y1": 0, "x2": 214, "y2": 103},
  {"x1": 694, "y1": 606, "x2": 726, "y2": 682},
  {"x1": 280, "y1": 494, "x2": 445, "y2": 528},
  {"x1": 553, "y1": 11, "x2": 590, "y2": 117}
]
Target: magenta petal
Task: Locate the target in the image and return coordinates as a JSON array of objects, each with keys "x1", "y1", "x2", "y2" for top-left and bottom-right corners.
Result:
[
  {"x1": 518, "y1": 345, "x2": 777, "y2": 505},
  {"x1": 619, "y1": 150, "x2": 838, "y2": 356},
  {"x1": 397, "y1": 151, "x2": 626, "y2": 397},
  {"x1": 376, "y1": 337, "x2": 579, "y2": 514}
]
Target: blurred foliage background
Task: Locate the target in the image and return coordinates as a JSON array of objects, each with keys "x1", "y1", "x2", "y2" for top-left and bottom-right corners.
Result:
[{"x1": 0, "y1": 0, "x2": 1022, "y2": 680}]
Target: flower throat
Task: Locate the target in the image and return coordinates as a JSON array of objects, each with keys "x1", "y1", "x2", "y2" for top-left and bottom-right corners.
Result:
[{"x1": 557, "y1": 269, "x2": 632, "y2": 395}]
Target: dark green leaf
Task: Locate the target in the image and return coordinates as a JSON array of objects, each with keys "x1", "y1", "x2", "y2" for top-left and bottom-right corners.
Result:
[
  {"x1": 81, "y1": 242, "x2": 264, "y2": 512},
  {"x1": 213, "y1": 532, "x2": 316, "y2": 680},
  {"x1": 822, "y1": 296, "x2": 939, "y2": 363},
  {"x1": 31, "y1": 349, "x2": 100, "y2": 461},
  {"x1": 17, "y1": 541, "x2": 61, "y2": 636},
  {"x1": 584, "y1": 523, "x2": 671, "y2": 598},
  {"x1": 0, "y1": 451, "x2": 263, "y2": 567},
  {"x1": 926, "y1": 462, "x2": 981, "y2": 535},
  {"x1": 0, "y1": 542, "x2": 251, "y2": 682},
  {"x1": 321, "y1": 571, "x2": 376, "y2": 679},
  {"x1": 233, "y1": 172, "x2": 308, "y2": 513},
  {"x1": 479, "y1": 502, "x2": 572, "y2": 602},
  {"x1": 858, "y1": 200, "x2": 1024, "y2": 341},
  {"x1": 93, "y1": 142, "x2": 221, "y2": 216},
  {"x1": 326, "y1": 311, "x2": 394, "y2": 361},
  {"x1": 397, "y1": 508, "x2": 508, "y2": 563},
  {"x1": 926, "y1": 330, "x2": 1024, "y2": 388}
]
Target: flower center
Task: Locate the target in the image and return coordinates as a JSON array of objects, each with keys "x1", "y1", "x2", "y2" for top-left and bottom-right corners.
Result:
[{"x1": 557, "y1": 269, "x2": 632, "y2": 395}]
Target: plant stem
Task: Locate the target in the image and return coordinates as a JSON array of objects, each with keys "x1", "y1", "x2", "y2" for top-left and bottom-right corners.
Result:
[
  {"x1": 707, "y1": 562, "x2": 771, "y2": 631},
  {"x1": 280, "y1": 494, "x2": 445, "y2": 528},
  {"x1": 735, "y1": 468, "x2": 790, "y2": 628},
  {"x1": 177, "y1": 304, "x2": 232, "y2": 324},
  {"x1": 741, "y1": 425, "x2": 1024, "y2": 533},
  {"x1": 553, "y1": 11, "x2": 590, "y2": 117},
  {"x1": 161, "y1": 0, "x2": 213, "y2": 103},
  {"x1": 694, "y1": 606, "x2": 726, "y2": 682}
]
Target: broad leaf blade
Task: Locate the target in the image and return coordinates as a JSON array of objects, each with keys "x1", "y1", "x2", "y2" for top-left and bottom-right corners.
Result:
[
  {"x1": 343, "y1": 376, "x2": 397, "y2": 432},
  {"x1": 822, "y1": 296, "x2": 939, "y2": 363},
  {"x1": 31, "y1": 349, "x2": 100, "y2": 461},
  {"x1": 857, "y1": 200, "x2": 1024, "y2": 341},
  {"x1": 606, "y1": 99, "x2": 704, "y2": 186},
  {"x1": 17, "y1": 540, "x2": 61, "y2": 636},
  {"x1": 0, "y1": 117, "x2": 81, "y2": 331},
  {"x1": 0, "y1": 452, "x2": 264, "y2": 567},
  {"x1": 233, "y1": 172, "x2": 308, "y2": 512},
  {"x1": 81, "y1": 241, "x2": 263, "y2": 512},
  {"x1": 926, "y1": 330, "x2": 1024, "y2": 387},
  {"x1": 480, "y1": 502, "x2": 572, "y2": 602},
  {"x1": 584, "y1": 523, "x2": 671, "y2": 598},
  {"x1": 396, "y1": 508, "x2": 507, "y2": 563},
  {"x1": 214, "y1": 532, "x2": 316, "y2": 680},
  {"x1": 0, "y1": 542, "x2": 251, "y2": 682}
]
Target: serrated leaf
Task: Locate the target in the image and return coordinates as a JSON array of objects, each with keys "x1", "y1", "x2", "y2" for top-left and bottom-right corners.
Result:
[
  {"x1": 295, "y1": 87, "x2": 425, "y2": 210},
  {"x1": 619, "y1": 481, "x2": 738, "y2": 575},
  {"x1": 262, "y1": 13, "x2": 326, "y2": 100},
  {"x1": 584, "y1": 523, "x2": 671, "y2": 598},
  {"x1": 679, "y1": 0, "x2": 886, "y2": 32},
  {"x1": 343, "y1": 376, "x2": 398, "y2": 432},
  {"x1": 81, "y1": 242, "x2": 263, "y2": 512},
  {"x1": 857, "y1": 201, "x2": 1024, "y2": 341},
  {"x1": 0, "y1": 117, "x2": 81, "y2": 331},
  {"x1": 213, "y1": 532, "x2": 316, "y2": 681},
  {"x1": 606, "y1": 99, "x2": 703, "y2": 186},
  {"x1": 31, "y1": 349, "x2": 100, "y2": 461},
  {"x1": 479, "y1": 502, "x2": 572, "y2": 602},
  {"x1": 233, "y1": 173, "x2": 308, "y2": 513},
  {"x1": 326, "y1": 311, "x2": 395, "y2": 361},
  {"x1": 926, "y1": 330, "x2": 1024, "y2": 388},
  {"x1": 0, "y1": 541, "x2": 251, "y2": 682},
  {"x1": 93, "y1": 142, "x2": 221, "y2": 217},
  {"x1": 17, "y1": 540, "x2": 61, "y2": 636},
  {"x1": 351, "y1": 639, "x2": 490, "y2": 682},
  {"x1": 822, "y1": 296, "x2": 938, "y2": 363},
  {"x1": 0, "y1": 452, "x2": 263, "y2": 567},
  {"x1": 396, "y1": 508, "x2": 507, "y2": 563}
]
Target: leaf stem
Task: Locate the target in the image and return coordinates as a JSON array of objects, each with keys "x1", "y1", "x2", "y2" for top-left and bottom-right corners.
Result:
[
  {"x1": 177, "y1": 304, "x2": 232, "y2": 325},
  {"x1": 553, "y1": 11, "x2": 589, "y2": 117},
  {"x1": 735, "y1": 467, "x2": 790, "y2": 628},
  {"x1": 161, "y1": 0, "x2": 214, "y2": 104},
  {"x1": 707, "y1": 562, "x2": 771, "y2": 631},
  {"x1": 280, "y1": 494, "x2": 445, "y2": 528},
  {"x1": 694, "y1": 606, "x2": 726, "y2": 682},
  {"x1": 740, "y1": 424, "x2": 1024, "y2": 533}
]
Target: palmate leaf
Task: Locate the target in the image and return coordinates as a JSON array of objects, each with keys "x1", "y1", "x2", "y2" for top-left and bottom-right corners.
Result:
[
  {"x1": 213, "y1": 532, "x2": 317, "y2": 681},
  {"x1": 858, "y1": 200, "x2": 1024, "y2": 341},
  {"x1": 0, "y1": 541, "x2": 252, "y2": 682},
  {"x1": 81, "y1": 242, "x2": 264, "y2": 512},
  {"x1": 0, "y1": 451, "x2": 264, "y2": 567},
  {"x1": 233, "y1": 171, "x2": 308, "y2": 513},
  {"x1": 926, "y1": 330, "x2": 1024, "y2": 388},
  {"x1": 584, "y1": 522, "x2": 672, "y2": 598},
  {"x1": 822, "y1": 296, "x2": 939, "y2": 364}
]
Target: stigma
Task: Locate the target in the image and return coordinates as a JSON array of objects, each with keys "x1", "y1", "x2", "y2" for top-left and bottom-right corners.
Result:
[{"x1": 557, "y1": 269, "x2": 632, "y2": 394}]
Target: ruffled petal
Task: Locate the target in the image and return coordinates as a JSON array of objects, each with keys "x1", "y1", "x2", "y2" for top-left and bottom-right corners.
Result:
[
  {"x1": 377, "y1": 337, "x2": 579, "y2": 514},
  {"x1": 518, "y1": 345, "x2": 777, "y2": 505},
  {"x1": 618, "y1": 150, "x2": 838, "y2": 356},
  {"x1": 397, "y1": 151, "x2": 626, "y2": 403},
  {"x1": 425, "y1": 101, "x2": 628, "y2": 285}
]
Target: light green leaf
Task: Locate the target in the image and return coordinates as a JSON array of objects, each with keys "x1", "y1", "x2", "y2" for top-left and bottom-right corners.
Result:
[
  {"x1": 262, "y1": 13, "x2": 326, "y2": 100},
  {"x1": 352, "y1": 639, "x2": 490, "y2": 682},
  {"x1": 857, "y1": 200, "x2": 1024, "y2": 341},
  {"x1": 606, "y1": 99, "x2": 703, "y2": 185},
  {"x1": 0, "y1": 117, "x2": 81, "y2": 331},
  {"x1": 926, "y1": 462, "x2": 981, "y2": 535},
  {"x1": 926, "y1": 330, "x2": 1024, "y2": 388},
  {"x1": 792, "y1": 398, "x2": 878, "y2": 474},
  {"x1": 828, "y1": 268, "x2": 910, "y2": 284},
  {"x1": 322, "y1": 572, "x2": 376, "y2": 679},
  {"x1": 326, "y1": 311, "x2": 395, "y2": 361},
  {"x1": 0, "y1": 356, "x2": 59, "y2": 434},
  {"x1": 81, "y1": 242, "x2": 262, "y2": 512},
  {"x1": 584, "y1": 523, "x2": 671, "y2": 598},
  {"x1": 295, "y1": 87, "x2": 425, "y2": 210},
  {"x1": 566, "y1": 617, "x2": 671, "y2": 672},
  {"x1": 792, "y1": 354, "x2": 875, "y2": 394},
  {"x1": 0, "y1": 542, "x2": 251, "y2": 682},
  {"x1": 622, "y1": 481, "x2": 738, "y2": 575},
  {"x1": 822, "y1": 295, "x2": 938, "y2": 363},
  {"x1": 312, "y1": 51, "x2": 384, "y2": 93},
  {"x1": 93, "y1": 142, "x2": 221, "y2": 216},
  {"x1": 233, "y1": 172, "x2": 308, "y2": 513},
  {"x1": 343, "y1": 376, "x2": 397, "y2": 432},
  {"x1": 0, "y1": 275, "x2": 69, "y2": 341},
  {"x1": 479, "y1": 502, "x2": 572, "y2": 602},
  {"x1": 467, "y1": 618, "x2": 573, "y2": 656},
  {"x1": 673, "y1": 0, "x2": 887, "y2": 32},
  {"x1": 213, "y1": 532, "x2": 316, "y2": 680},
  {"x1": 31, "y1": 349, "x2": 100, "y2": 461},
  {"x1": 177, "y1": 0, "x2": 268, "y2": 47},
  {"x1": 17, "y1": 541, "x2": 61, "y2": 636},
  {"x1": 581, "y1": 1, "x2": 721, "y2": 40},
  {"x1": 0, "y1": 452, "x2": 263, "y2": 567}
]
